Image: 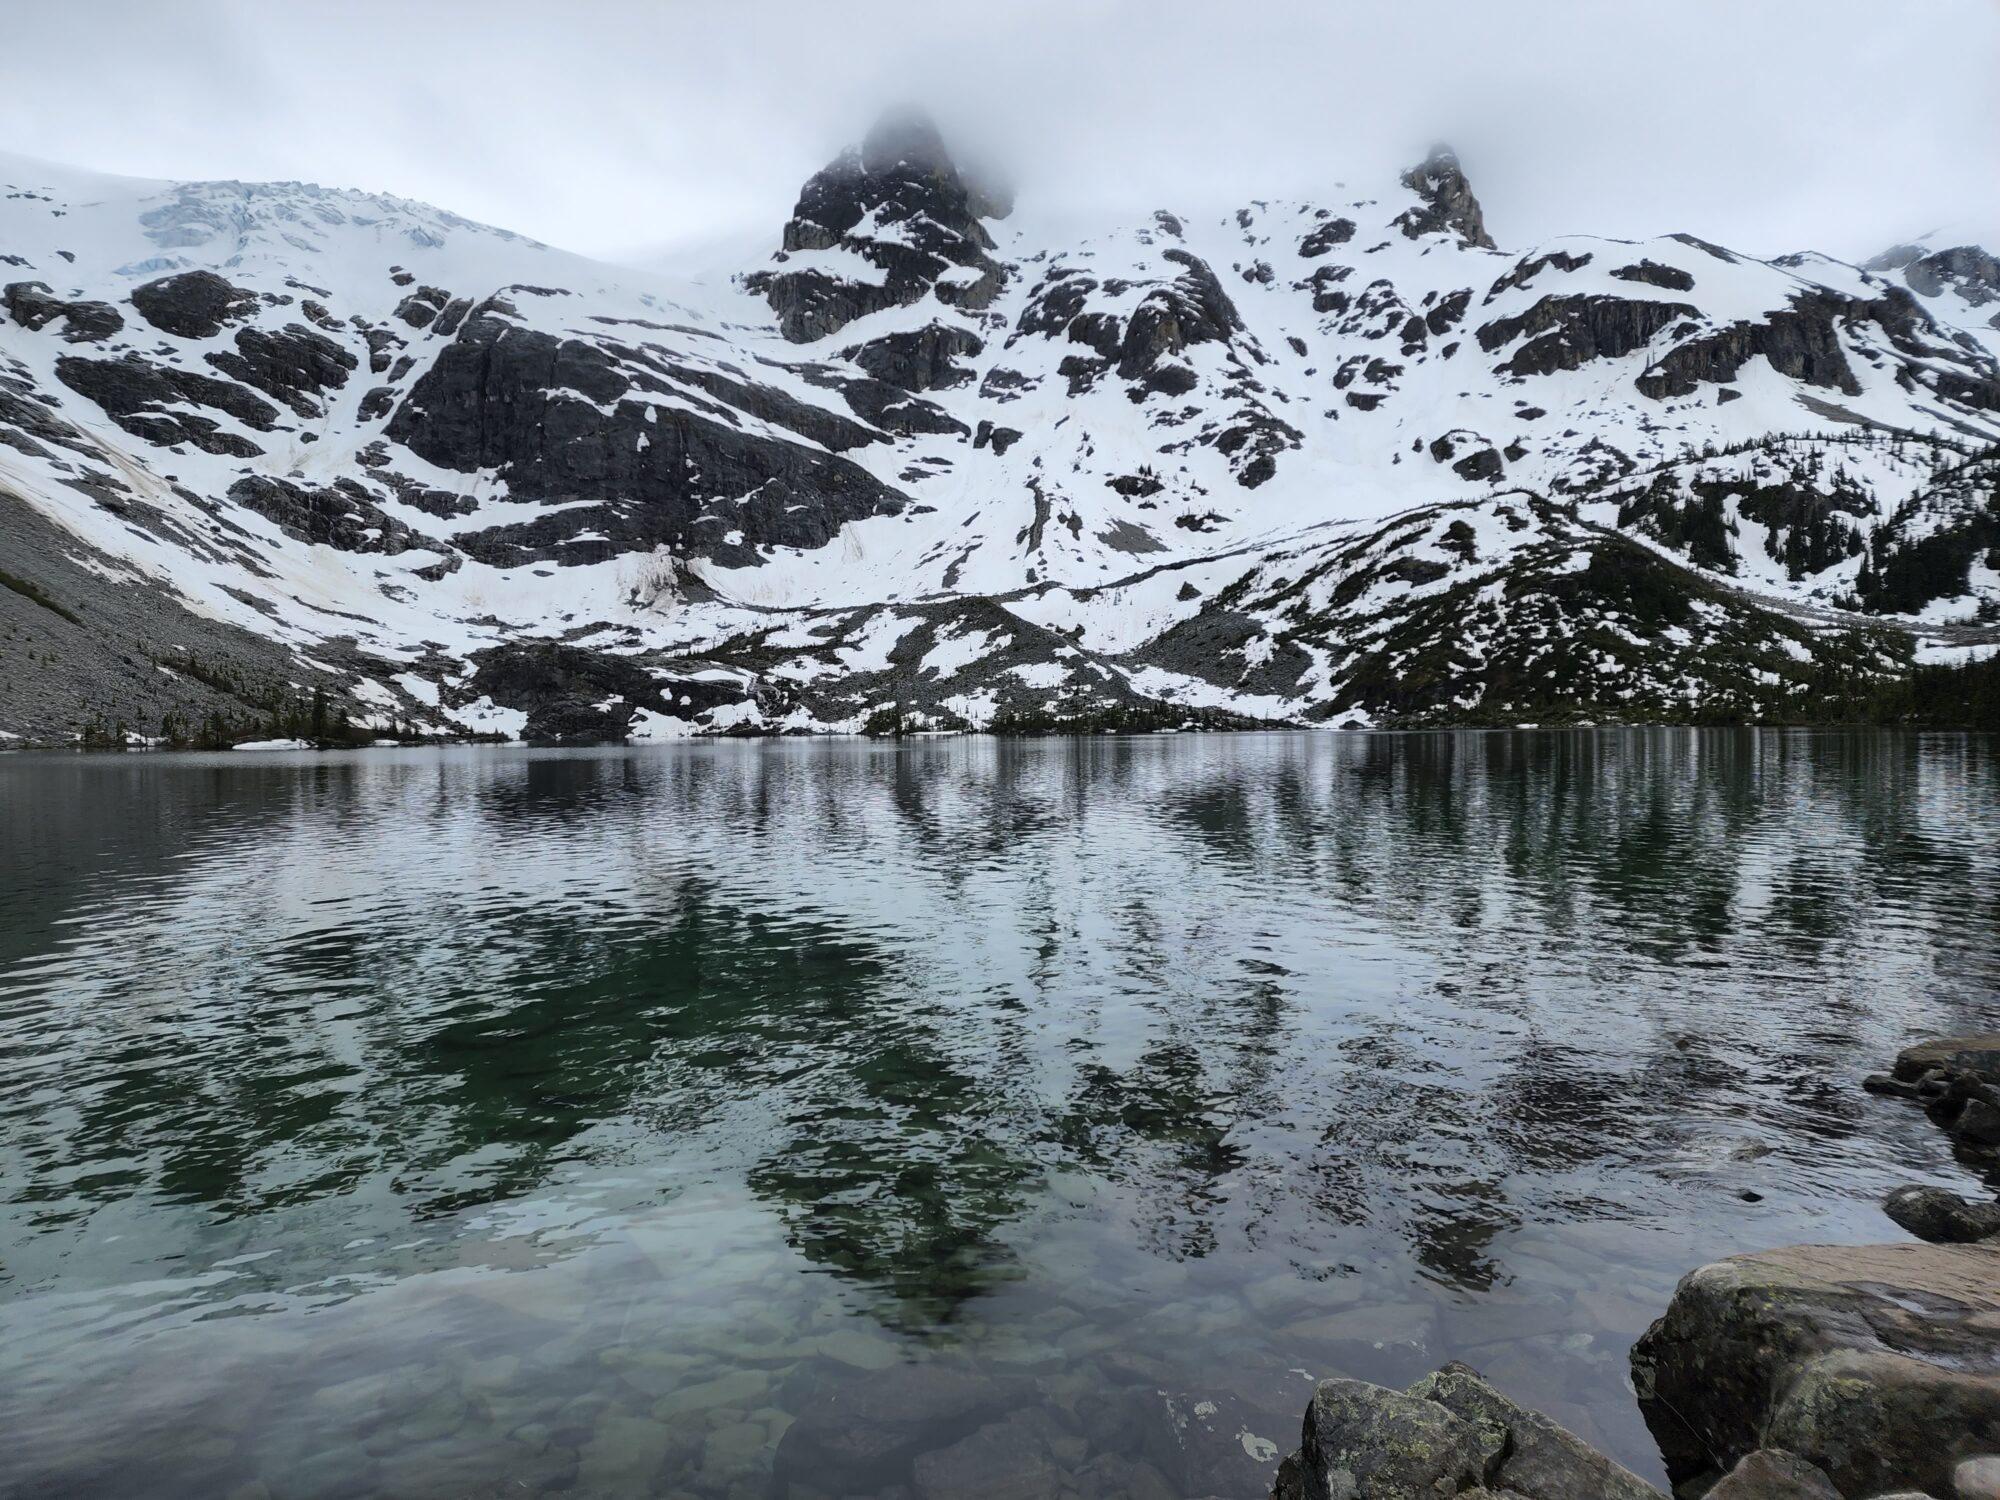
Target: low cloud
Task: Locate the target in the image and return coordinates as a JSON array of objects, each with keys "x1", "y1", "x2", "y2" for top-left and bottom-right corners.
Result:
[{"x1": 3, "y1": 0, "x2": 1995, "y2": 264}]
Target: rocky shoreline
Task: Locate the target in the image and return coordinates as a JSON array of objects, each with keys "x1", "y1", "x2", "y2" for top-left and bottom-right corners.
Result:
[{"x1": 1265, "y1": 1035, "x2": 2000, "y2": 1500}]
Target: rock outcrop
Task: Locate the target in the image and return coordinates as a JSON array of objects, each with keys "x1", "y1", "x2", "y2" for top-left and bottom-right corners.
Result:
[
  {"x1": 4, "y1": 280, "x2": 123, "y2": 342},
  {"x1": 1396, "y1": 146, "x2": 1497, "y2": 250},
  {"x1": 1630, "y1": 1240, "x2": 2000, "y2": 1499},
  {"x1": 1865, "y1": 1034, "x2": 2000, "y2": 1162},
  {"x1": 752, "y1": 109, "x2": 1004, "y2": 346},
  {"x1": 129, "y1": 269, "x2": 260, "y2": 339}
]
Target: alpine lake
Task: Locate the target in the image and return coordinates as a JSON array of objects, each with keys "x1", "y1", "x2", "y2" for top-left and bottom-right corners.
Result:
[{"x1": 2, "y1": 729, "x2": 1996, "y2": 1500}]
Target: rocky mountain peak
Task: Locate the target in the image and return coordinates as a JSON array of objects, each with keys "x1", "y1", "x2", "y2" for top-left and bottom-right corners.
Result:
[
  {"x1": 752, "y1": 111, "x2": 1006, "y2": 356},
  {"x1": 1396, "y1": 143, "x2": 1496, "y2": 251}
]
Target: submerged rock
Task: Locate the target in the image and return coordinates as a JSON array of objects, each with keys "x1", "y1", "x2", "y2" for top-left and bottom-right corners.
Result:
[
  {"x1": 772, "y1": 1363, "x2": 1021, "y2": 1495},
  {"x1": 1631, "y1": 1240, "x2": 2000, "y2": 1499},
  {"x1": 910, "y1": 1409, "x2": 1063, "y2": 1500},
  {"x1": 1139, "y1": 1387, "x2": 1288, "y2": 1497}
]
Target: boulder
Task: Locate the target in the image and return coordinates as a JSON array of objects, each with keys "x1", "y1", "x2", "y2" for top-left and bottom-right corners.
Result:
[
  {"x1": 1700, "y1": 1449, "x2": 1840, "y2": 1499},
  {"x1": 1958, "y1": 1454, "x2": 2000, "y2": 1499},
  {"x1": 1882, "y1": 1184, "x2": 2000, "y2": 1243},
  {"x1": 1286, "y1": 1378, "x2": 1489, "y2": 1499},
  {"x1": 1411, "y1": 1363, "x2": 1662, "y2": 1499},
  {"x1": 1631, "y1": 1241, "x2": 2000, "y2": 1499},
  {"x1": 1892, "y1": 1036, "x2": 2000, "y2": 1086}
]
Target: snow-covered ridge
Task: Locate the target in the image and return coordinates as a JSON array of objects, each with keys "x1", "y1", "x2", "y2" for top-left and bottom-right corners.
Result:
[{"x1": 1, "y1": 120, "x2": 1997, "y2": 745}]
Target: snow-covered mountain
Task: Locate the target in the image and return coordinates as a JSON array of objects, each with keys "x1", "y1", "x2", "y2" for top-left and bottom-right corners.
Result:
[{"x1": 2, "y1": 114, "x2": 1997, "y2": 744}]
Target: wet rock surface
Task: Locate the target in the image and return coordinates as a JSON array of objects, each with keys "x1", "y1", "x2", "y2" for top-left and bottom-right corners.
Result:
[{"x1": 1867, "y1": 1034, "x2": 2000, "y2": 1166}]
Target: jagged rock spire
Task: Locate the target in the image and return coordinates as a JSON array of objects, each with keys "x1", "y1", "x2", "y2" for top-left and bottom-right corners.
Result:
[
  {"x1": 753, "y1": 109, "x2": 1005, "y2": 349},
  {"x1": 1395, "y1": 144, "x2": 1495, "y2": 250}
]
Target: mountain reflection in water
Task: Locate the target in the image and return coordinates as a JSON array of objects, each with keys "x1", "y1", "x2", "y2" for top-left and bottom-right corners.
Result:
[{"x1": 1, "y1": 730, "x2": 1995, "y2": 1499}]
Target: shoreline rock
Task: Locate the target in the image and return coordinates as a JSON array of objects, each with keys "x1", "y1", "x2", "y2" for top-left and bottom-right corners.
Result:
[
  {"x1": 1269, "y1": 1362, "x2": 1664, "y2": 1500},
  {"x1": 1864, "y1": 1033, "x2": 2000, "y2": 1162},
  {"x1": 1266, "y1": 1033, "x2": 2000, "y2": 1500},
  {"x1": 1631, "y1": 1240, "x2": 2000, "y2": 1498}
]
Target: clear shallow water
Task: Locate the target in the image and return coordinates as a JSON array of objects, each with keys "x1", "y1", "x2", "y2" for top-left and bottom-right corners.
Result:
[{"x1": 1, "y1": 729, "x2": 1996, "y2": 1500}]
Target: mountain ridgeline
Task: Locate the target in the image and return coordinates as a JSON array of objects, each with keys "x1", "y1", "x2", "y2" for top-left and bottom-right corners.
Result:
[{"x1": 1, "y1": 115, "x2": 1998, "y2": 745}]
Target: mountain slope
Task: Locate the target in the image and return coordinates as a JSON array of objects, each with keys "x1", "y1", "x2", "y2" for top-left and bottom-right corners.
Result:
[{"x1": 2, "y1": 121, "x2": 1997, "y2": 745}]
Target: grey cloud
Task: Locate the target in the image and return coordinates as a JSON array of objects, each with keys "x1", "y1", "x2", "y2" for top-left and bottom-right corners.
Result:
[{"x1": 2, "y1": 0, "x2": 1995, "y2": 265}]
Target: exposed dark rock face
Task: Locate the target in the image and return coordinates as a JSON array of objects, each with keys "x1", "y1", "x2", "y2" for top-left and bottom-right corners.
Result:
[
  {"x1": 461, "y1": 641, "x2": 754, "y2": 742},
  {"x1": 1631, "y1": 1240, "x2": 2000, "y2": 1499},
  {"x1": 55, "y1": 352, "x2": 275, "y2": 456},
  {"x1": 1015, "y1": 245, "x2": 1248, "y2": 402},
  {"x1": 815, "y1": 368, "x2": 968, "y2": 436},
  {"x1": 841, "y1": 321, "x2": 983, "y2": 391},
  {"x1": 1878, "y1": 243, "x2": 2000, "y2": 304},
  {"x1": 1612, "y1": 260, "x2": 1697, "y2": 292},
  {"x1": 363, "y1": 325, "x2": 403, "y2": 374},
  {"x1": 519, "y1": 699, "x2": 634, "y2": 744},
  {"x1": 972, "y1": 419, "x2": 1022, "y2": 455},
  {"x1": 755, "y1": 110, "x2": 1003, "y2": 344},
  {"x1": 394, "y1": 285, "x2": 451, "y2": 329},
  {"x1": 1634, "y1": 292, "x2": 1863, "y2": 399},
  {"x1": 1478, "y1": 294, "x2": 1698, "y2": 379},
  {"x1": 1299, "y1": 217, "x2": 1358, "y2": 258},
  {"x1": 206, "y1": 323, "x2": 357, "y2": 417},
  {"x1": 1411, "y1": 1364, "x2": 1664, "y2": 1499},
  {"x1": 130, "y1": 270, "x2": 258, "y2": 338},
  {"x1": 1431, "y1": 430, "x2": 1504, "y2": 483},
  {"x1": 1486, "y1": 250, "x2": 1593, "y2": 301},
  {"x1": 4, "y1": 281, "x2": 124, "y2": 342},
  {"x1": 1396, "y1": 146, "x2": 1497, "y2": 250},
  {"x1": 1122, "y1": 248, "x2": 1244, "y2": 377},
  {"x1": 226, "y1": 475, "x2": 440, "y2": 556},
  {"x1": 384, "y1": 306, "x2": 907, "y2": 563}
]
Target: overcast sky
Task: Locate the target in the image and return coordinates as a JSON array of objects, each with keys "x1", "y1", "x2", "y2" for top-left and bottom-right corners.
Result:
[{"x1": 3, "y1": 0, "x2": 1995, "y2": 266}]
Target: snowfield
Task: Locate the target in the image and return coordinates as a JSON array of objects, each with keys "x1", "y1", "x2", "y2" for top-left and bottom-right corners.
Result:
[{"x1": 1, "y1": 116, "x2": 1997, "y2": 745}]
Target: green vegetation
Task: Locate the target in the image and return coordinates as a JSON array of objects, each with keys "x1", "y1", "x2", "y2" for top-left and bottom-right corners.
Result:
[{"x1": 1785, "y1": 651, "x2": 2000, "y2": 731}]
